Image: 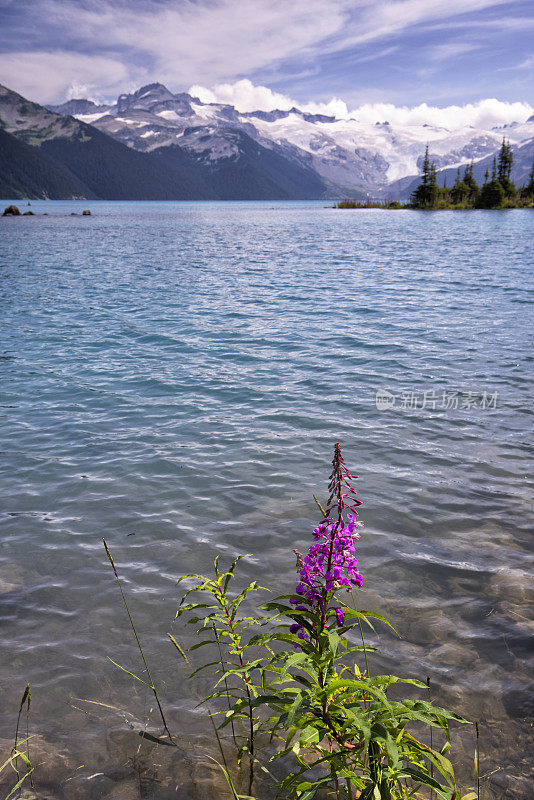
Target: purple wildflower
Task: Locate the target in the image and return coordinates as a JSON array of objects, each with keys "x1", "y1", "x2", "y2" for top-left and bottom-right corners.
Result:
[
  {"x1": 291, "y1": 443, "x2": 363, "y2": 639},
  {"x1": 335, "y1": 608, "x2": 345, "y2": 626}
]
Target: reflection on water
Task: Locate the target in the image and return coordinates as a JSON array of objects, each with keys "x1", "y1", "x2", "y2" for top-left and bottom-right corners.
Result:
[{"x1": 0, "y1": 201, "x2": 533, "y2": 798}]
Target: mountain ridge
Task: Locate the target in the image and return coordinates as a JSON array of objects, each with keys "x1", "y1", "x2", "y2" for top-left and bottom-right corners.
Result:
[
  {"x1": 2, "y1": 81, "x2": 533, "y2": 200},
  {"x1": 0, "y1": 83, "x2": 329, "y2": 200},
  {"x1": 49, "y1": 81, "x2": 534, "y2": 197}
]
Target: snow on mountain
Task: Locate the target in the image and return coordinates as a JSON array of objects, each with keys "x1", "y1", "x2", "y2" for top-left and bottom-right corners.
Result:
[
  {"x1": 1, "y1": 82, "x2": 329, "y2": 200},
  {"x1": 51, "y1": 82, "x2": 534, "y2": 196}
]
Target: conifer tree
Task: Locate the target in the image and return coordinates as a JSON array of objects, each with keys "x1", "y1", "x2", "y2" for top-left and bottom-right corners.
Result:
[
  {"x1": 520, "y1": 158, "x2": 534, "y2": 199},
  {"x1": 421, "y1": 145, "x2": 431, "y2": 187},
  {"x1": 497, "y1": 138, "x2": 514, "y2": 194},
  {"x1": 410, "y1": 145, "x2": 439, "y2": 208},
  {"x1": 463, "y1": 162, "x2": 479, "y2": 203},
  {"x1": 477, "y1": 157, "x2": 505, "y2": 208},
  {"x1": 450, "y1": 177, "x2": 467, "y2": 205}
]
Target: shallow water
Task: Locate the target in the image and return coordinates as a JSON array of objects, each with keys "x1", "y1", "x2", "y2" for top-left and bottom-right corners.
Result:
[{"x1": 0, "y1": 201, "x2": 533, "y2": 799}]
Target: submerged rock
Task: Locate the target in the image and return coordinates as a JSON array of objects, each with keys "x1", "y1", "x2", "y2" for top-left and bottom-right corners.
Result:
[
  {"x1": 0, "y1": 734, "x2": 68, "y2": 798},
  {"x1": 0, "y1": 563, "x2": 27, "y2": 594},
  {"x1": 2, "y1": 205, "x2": 21, "y2": 216},
  {"x1": 23, "y1": 210, "x2": 35, "y2": 215},
  {"x1": 82, "y1": 209, "x2": 91, "y2": 215},
  {"x1": 63, "y1": 773, "x2": 114, "y2": 800}
]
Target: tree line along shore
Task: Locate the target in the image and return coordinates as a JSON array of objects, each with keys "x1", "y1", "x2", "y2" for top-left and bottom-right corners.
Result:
[{"x1": 336, "y1": 139, "x2": 534, "y2": 209}]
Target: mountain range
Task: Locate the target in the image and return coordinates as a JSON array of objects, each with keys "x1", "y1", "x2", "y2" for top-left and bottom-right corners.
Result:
[{"x1": 1, "y1": 81, "x2": 533, "y2": 201}]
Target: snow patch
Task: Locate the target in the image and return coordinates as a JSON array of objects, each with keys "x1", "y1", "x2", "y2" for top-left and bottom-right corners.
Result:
[
  {"x1": 75, "y1": 112, "x2": 107, "y2": 123},
  {"x1": 157, "y1": 110, "x2": 181, "y2": 120}
]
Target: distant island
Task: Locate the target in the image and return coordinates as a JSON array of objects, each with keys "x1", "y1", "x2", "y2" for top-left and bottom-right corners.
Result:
[{"x1": 336, "y1": 140, "x2": 534, "y2": 209}]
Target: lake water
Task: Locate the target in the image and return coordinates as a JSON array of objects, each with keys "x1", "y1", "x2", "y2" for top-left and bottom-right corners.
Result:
[{"x1": 0, "y1": 201, "x2": 532, "y2": 799}]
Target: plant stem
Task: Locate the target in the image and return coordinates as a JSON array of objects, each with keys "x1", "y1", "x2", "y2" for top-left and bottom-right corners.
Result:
[
  {"x1": 427, "y1": 676, "x2": 434, "y2": 799},
  {"x1": 25, "y1": 686, "x2": 33, "y2": 789},
  {"x1": 12, "y1": 684, "x2": 30, "y2": 784},
  {"x1": 208, "y1": 709, "x2": 231, "y2": 778},
  {"x1": 475, "y1": 721, "x2": 480, "y2": 800},
  {"x1": 350, "y1": 594, "x2": 369, "y2": 713},
  {"x1": 356, "y1": 613, "x2": 370, "y2": 680},
  {"x1": 103, "y1": 539, "x2": 174, "y2": 742},
  {"x1": 333, "y1": 768, "x2": 341, "y2": 800},
  {"x1": 221, "y1": 602, "x2": 254, "y2": 795},
  {"x1": 213, "y1": 623, "x2": 238, "y2": 749}
]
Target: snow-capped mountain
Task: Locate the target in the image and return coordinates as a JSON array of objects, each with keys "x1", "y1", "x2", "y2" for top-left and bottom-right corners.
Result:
[
  {"x1": 0, "y1": 83, "x2": 328, "y2": 200},
  {"x1": 50, "y1": 82, "x2": 534, "y2": 196}
]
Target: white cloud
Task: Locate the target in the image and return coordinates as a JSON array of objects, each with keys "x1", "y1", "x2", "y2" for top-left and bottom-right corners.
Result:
[
  {"x1": 0, "y1": 51, "x2": 133, "y2": 104},
  {"x1": 510, "y1": 55, "x2": 534, "y2": 71},
  {"x1": 66, "y1": 83, "x2": 103, "y2": 103},
  {"x1": 310, "y1": 0, "x2": 513, "y2": 52},
  {"x1": 27, "y1": 0, "x2": 351, "y2": 99},
  {"x1": 303, "y1": 98, "x2": 351, "y2": 118},
  {"x1": 189, "y1": 79, "x2": 352, "y2": 118},
  {"x1": 429, "y1": 41, "x2": 480, "y2": 62},
  {"x1": 189, "y1": 79, "x2": 295, "y2": 112},
  {"x1": 0, "y1": 0, "x2": 519, "y2": 103},
  {"x1": 352, "y1": 98, "x2": 534, "y2": 128},
  {"x1": 190, "y1": 80, "x2": 534, "y2": 129}
]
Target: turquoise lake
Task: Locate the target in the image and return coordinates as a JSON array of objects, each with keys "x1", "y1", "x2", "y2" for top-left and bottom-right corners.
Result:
[{"x1": 0, "y1": 201, "x2": 533, "y2": 799}]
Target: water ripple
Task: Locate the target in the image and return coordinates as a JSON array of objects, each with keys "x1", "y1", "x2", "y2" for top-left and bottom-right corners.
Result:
[{"x1": 0, "y1": 201, "x2": 532, "y2": 798}]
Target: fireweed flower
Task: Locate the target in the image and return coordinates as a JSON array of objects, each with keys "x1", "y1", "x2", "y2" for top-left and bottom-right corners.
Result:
[{"x1": 291, "y1": 443, "x2": 363, "y2": 640}]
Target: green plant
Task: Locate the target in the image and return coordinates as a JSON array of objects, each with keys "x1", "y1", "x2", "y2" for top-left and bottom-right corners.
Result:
[
  {"x1": 175, "y1": 555, "x2": 271, "y2": 795},
  {"x1": 1, "y1": 746, "x2": 33, "y2": 800},
  {"x1": 103, "y1": 539, "x2": 174, "y2": 743},
  {"x1": 174, "y1": 444, "x2": 475, "y2": 799},
  {"x1": 2, "y1": 685, "x2": 34, "y2": 800}
]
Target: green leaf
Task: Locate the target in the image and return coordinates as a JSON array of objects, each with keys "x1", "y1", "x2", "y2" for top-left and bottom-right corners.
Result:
[
  {"x1": 280, "y1": 651, "x2": 307, "y2": 679},
  {"x1": 189, "y1": 640, "x2": 216, "y2": 651},
  {"x1": 286, "y1": 693, "x2": 305, "y2": 727},
  {"x1": 4, "y1": 767, "x2": 34, "y2": 800},
  {"x1": 401, "y1": 767, "x2": 452, "y2": 799},
  {"x1": 384, "y1": 732, "x2": 399, "y2": 769},
  {"x1": 167, "y1": 633, "x2": 189, "y2": 662},
  {"x1": 135, "y1": 729, "x2": 175, "y2": 746},
  {"x1": 188, "y1": 661, "x2": 223, "y2": 678},
  {"x1": 107, "y1": 658, "x2": 151, "y2": 688},
  {"x1": 299, "y1": 726, "x2": 320, "y2": 746},
  {"x1": 325, "y1": 679, "x2": 392, "y2": 710}
]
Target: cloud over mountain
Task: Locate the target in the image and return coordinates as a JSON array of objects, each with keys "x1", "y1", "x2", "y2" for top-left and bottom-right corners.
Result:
[
  {"x1": 190, "y1": 79, "x2": 533, "y2": 130},
  {"x1": 1, "y1": 0, "x2": 532, "y2": 106}
]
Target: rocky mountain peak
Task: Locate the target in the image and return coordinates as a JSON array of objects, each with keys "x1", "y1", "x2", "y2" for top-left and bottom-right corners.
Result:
[
  {"x1": 47, "y1": 98, "x2": 110, "y2": 115},
  {"x1": 117, "y1": 82, "x2": 175, "y2": 113}
]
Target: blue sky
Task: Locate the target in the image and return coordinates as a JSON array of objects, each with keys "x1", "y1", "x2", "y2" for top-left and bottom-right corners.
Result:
[{"x1": 0, "y1": 0, "x2": 532, "y2": 110}]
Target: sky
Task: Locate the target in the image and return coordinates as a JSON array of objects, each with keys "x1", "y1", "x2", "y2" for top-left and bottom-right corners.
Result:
[{"x1": 0, "y1": 0, "x2": 533, "y2": 120}]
